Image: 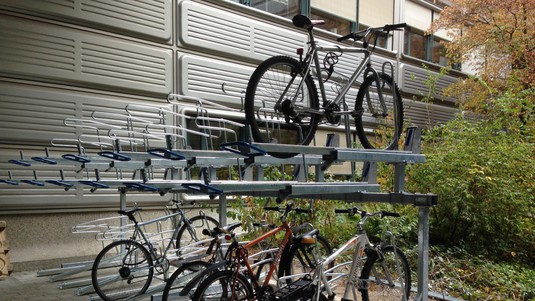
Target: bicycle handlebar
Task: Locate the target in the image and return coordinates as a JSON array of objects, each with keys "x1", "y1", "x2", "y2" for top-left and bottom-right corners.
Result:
[
  {"x1": 336, "y1": 23, "x2": 406, "y2": 43},
  {"x1": 335, "y1": 207, "x2": 400, "y2": 219}
]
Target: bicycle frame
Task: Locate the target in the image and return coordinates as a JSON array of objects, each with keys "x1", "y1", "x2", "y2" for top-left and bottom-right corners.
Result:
[
  {"x1": 235, "y1": 221, "x2": 294, "y2": 289},
  {"x1": 317, "y1": 232, "x2": 371, "y2": 301},
  {"x1": 283, "y1": 29, "x2": 386, "y2": 117},
  {"x1": 128, "y1": 209, "x2": 212, "y2": 270}
]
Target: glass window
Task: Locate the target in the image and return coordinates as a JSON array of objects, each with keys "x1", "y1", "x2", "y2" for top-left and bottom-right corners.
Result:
[
  {"x1": 404, "y1": 27, "x2": 426, "y2": 61},
  {"x1": 236, "y1": 0, "x2": 301, "y2": 19},
  {"x1": 310, "y1": 8, "x2": 351, "y2": 35}
]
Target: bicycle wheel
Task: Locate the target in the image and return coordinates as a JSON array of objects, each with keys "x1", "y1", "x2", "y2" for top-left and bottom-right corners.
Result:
[
  {"x1": 176, "y1": 214, "x2": 219, "y2": 250},
  {"x1": 162, "y1": 260, "x2": 211, "y2": 300},
  {"x1": 355, "y1": 72, "x2": 403, "y2": 150},
  {"x1": 192, "y1": 270, "x2": 254, "y2": 301},
  {"x1": 245, "y1": 55, "x2": 321, "y2": 158},
  {"x1": 279, "y1": 234, "x2": 333, "y2": 284},
  {"x1": 91, "y1": 240, "x2": 153, "y2": 301},
  {"x1": 359, "y1": 245, "x2": 411, "y2": 301}
]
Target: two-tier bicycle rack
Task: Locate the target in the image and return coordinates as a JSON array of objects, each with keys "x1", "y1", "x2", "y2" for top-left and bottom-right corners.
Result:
[{"x1": 1, "y1": 94, "x2": 436, "y2": 301}]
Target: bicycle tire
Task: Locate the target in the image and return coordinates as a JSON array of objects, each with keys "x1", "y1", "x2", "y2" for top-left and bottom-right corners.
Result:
[
  {"x1": 176, "y1": 214, "x2": 219, "y2": 250},
  {"x1": 91, "y1": 240, "x2": 153, "y2": 301},
  {"x1": 279, "y1": 234, "x2": 333, "y2": 284},
  {"x1": 355, "y1": 72, "x2": 403, "y2": 150},
  {"x1": 245, "y1": 56, "x2": 321, "y2": 158},
  {"x1": 191, "y1": 270, "x2": 254, "y2": 301},
  {"x1": 359, "y1": 245, "x2": 411, "y2": 301},
  {"x1": 162, "y1": 260, "x2": 211, "y2": 300}
]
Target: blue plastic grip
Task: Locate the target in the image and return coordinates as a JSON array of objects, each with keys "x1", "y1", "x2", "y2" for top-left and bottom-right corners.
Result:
[
  {"x1": 123, "y1": 182, "x2": 158, "y2": 192},
  {"x1": 219, "y1": 142, "x2": 267, "y2": 157},
  {"x1": 98, "y1": 151, "x2": 131, "y2": 161},
  {"x1": 181, "y1": 183, "x2": 223, "y2": 195},
  {"x1": 62, "y1": 154, "x2": 91, "y2": 163},
  {"x1": 32, "y1": 157, "x2": 57, "y2": 165},
  {"x1": 148, "y1": 148, "x2": 185, "y2": 160}
]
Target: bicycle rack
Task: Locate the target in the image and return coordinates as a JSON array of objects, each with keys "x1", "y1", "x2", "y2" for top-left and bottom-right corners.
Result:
[{"x1": 1, "y1": 94, "x2": 436, "y2": 301}]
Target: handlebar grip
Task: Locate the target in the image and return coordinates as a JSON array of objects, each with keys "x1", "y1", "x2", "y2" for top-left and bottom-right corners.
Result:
[
  {"x1": 337, "y1": 33, "x2": 354, "y2": 42},
  {"x1": 384, "y1": 23, "x2": 406, "y2": 31},
  {"x1": 382, "y1": 211, "x2": 400, "y2": 218},
  {"x1": 263, "y1": 207, "x2": 281, "y2": 212},
  {"x1": 335, "y1": 209, "x2": 350, "y2": 214}
]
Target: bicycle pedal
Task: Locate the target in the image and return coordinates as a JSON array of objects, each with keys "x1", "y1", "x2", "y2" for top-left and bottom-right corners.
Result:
[{"x1": 269, "y1": 278, "x2": 315, "y2": 301}]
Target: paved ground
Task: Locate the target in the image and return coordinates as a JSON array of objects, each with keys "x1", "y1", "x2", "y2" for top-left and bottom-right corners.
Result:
[{"x1": 0, "y1": 270, "x2": 89, "y2": 301}]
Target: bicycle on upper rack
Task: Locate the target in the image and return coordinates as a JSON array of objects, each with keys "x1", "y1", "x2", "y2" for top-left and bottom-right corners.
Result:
[
  {"x1": 190, "y1": 203, "x2": 333, "y2": 301},
  {"x1": 90, "y1": 200, "x2": 218, "y2": 301},
  {"x1": 245, "y1": 14, "x2": 406, "y2": 158},
  {"x1": 277, "y1": 207, "x2": 411, "y2": 301}
]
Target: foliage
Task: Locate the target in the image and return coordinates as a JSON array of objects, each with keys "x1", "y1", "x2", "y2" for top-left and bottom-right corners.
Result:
[
  {"x1": 405, "y1": 89, "x2": 534, "y2": 264},
  {"x1": 428, "y1": 246, "x2": 535, "y2": 300},
  {"x1": 429, "y1": 0, "x2": 534, "y2": 89}
]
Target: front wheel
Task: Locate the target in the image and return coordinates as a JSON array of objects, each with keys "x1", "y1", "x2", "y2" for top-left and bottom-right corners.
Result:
[
  {"x1": 192, "y1": 270, "x2": 254, "y2": 301},
  {"x1": 279, "y1": 234, "x2": 333, "y2": 285},
  {"x1": 359, "y1": 245, "x2": 411, "y2": 301},
  {"x1": 176, "y1": 214, "x2": 219, "y2": 250},
  {"x1": 355, "y1": 72, "x2": 403, "y2": 150},
  {"x1": 91, "y1": 240, "x2": 153, "y2": 301},
  {"x1": 244, "y1": 56, "x2": 321, "y2": 158}
]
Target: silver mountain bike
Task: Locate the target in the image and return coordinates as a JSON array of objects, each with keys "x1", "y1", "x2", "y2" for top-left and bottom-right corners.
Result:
[{"x1": 244, "y1": 15, "x2": 406, "y2": 158}]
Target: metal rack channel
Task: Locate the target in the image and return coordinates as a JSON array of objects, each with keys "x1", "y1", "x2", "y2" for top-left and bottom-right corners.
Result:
[{"x1": 4, "y1": 142, "x2": 435, "y2": 301}]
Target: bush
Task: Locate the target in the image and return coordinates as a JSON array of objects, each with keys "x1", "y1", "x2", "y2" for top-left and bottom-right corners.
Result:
[{"x1": 406, "y1": 89, "x2": 534, "y2": 264}]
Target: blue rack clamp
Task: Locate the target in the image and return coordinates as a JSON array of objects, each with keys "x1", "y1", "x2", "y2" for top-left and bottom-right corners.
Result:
[
  {"x1": 147, "y1": 148, "x2": 185, "y2": 160},
  {"x1": 79, "y1": 180, "x2": 110, "y2": 189},
  {"x1": 97, "y1": 151, "x2": 131, "y2": 161},
  {"x1": 32, "y1": 157, "x2": 58, "y2": 165},
  {"x1": 220, "y1": 141, "x2": 267, "y2": 157},
  {"x1": 181, "y1": 183, "x2": 223, "y2": 196},
  {"x1": 61, "y1": 154, "x2": 91, "y2": 163},
  {"x1": 8, "y1": 159, "x2": 31, "y2": 167},
  {"x1": 0, "y1": 179, "x2": 18, "y2": 185},
  {"x1": 21, "y1": 179, "x2": 45, "y2": 186},
  {"x1": 123, "y1": 182, "x2": 159, "y2": 192},
  {"x1": 46, "y1": 180, "x2": 74, "y2": 189}
]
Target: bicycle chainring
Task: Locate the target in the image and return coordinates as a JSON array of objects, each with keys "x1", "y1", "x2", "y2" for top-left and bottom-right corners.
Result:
[{"x1": 325, "y1": 103, "x2": 341, "y2": 124}]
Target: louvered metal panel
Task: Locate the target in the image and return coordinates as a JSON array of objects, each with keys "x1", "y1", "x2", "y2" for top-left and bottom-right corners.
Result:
[
  {"x1": 178, "y1": 54, "x2": 253, "y2": 107},
  {"x1": 0, "y1": 0, "x2": 171, "y2": 42},
  {"x1": 0, "y1": 15, "x2": 172, "y2": 96},
  {"x1": 179, "y1": 1, "x2": 305, "y2": 60},
  {"x1": 400, "y1": 63, "x2": 458, "y2": 103},
  {"x1": 404, "y1": 99, "x2": 458, "y2": 127}
]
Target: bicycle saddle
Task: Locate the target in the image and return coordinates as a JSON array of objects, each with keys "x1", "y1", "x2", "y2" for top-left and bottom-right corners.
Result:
[{"x1": 292, "y1": 15, "x2": 325, "y2": 30}]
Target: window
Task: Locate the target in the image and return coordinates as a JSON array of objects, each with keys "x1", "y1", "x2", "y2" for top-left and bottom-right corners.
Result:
[
  {"x1": 310, "y1": 8, "x2": 352, "y2": 35},
  {"x1": 234, "y1": 0, "x2": 301, "y2": 19},
  {"x1": 404, "y1": 27, "x2": 427, "y2": 61}
]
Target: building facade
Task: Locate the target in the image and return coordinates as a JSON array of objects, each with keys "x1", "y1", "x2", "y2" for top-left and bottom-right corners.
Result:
[{"x1": 0, "y1": 0, "x2": 463, "y2": 267}]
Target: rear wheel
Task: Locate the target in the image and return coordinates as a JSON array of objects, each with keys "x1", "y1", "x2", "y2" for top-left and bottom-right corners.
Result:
[
  {"x1": 245, "y1": 56, "x2": 320, "y2": 158},
  {"x1": 91, "y1": 240, "x2": 153, "y2": 301},
  {"x1": 162, "y1": 260, "x2": 211, "y2": 300},
  {"x1": 192, "y1": 270, "x2": 254, "y2": 301},
  {"x1": 355, "y1": 72, "x2": 403, "y2": 150},
  {"x1": 360, "y1": 245, "x2": 411, "y2": 301}
]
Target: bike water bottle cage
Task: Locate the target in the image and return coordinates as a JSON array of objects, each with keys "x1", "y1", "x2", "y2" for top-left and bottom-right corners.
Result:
[{"x1": 292, "y1": 14, "x2": 325, "y2": 30}]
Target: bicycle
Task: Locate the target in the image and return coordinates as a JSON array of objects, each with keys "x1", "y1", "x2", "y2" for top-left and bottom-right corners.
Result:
[
  {"x1": 277, "y1": 207, "x2": 411, "y2": 301},
  {"x1": 90, "y1": 200, "x2": 218, "y2": 301},
  {"x1": 162, "y1": 211, "x2": 333, "y2": 300},
  {"x1": 244, "y1": 14, "x2": 406, "y2": 158},
  {"x1": 191, "y1": 203, "x2": 332, "y2": 301}
]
